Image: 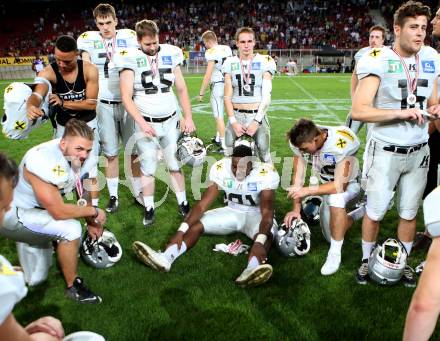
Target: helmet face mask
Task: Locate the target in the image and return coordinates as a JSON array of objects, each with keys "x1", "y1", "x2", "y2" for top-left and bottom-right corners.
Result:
[
  {"x1": 368, "y1": 238, "x2": 407, "y2": 286},
  {"x1": 233, "y1": 134, "x2": 256, "y2": 154},
  {"x1": 300, "y1": 196, "x2": 322, "y2": 226},
  {"x1": 80, "y1": 229, "x2": 122, "y2": 269},
  {"x1": 176, "y1": 133, "x2": 207, "y2": 167},
  {"x1": 275, "y1": 218, "x2": 311, "y2": 257}
]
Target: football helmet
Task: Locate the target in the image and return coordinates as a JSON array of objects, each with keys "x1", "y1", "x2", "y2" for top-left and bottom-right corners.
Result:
[
  {"x1": 275, "y1": 219, "x2": 311, "y2": 257},
  {"x1": 234, "y1": 134, "x2": 256, "y2": 153},
  {"x1": 301, "y1": 196, "x2": 322, "y2": 226},
  {"x1": 176, "y1": 133, "x2": 207, "y2": 167},
  {"x1": 368, "y1": 238, "x2": 407, "y2": 286},
  {"x1": 80, "y1": 229, "x2": 122, "y2": 269},
  {"x1": 2, "y1": 78, "x2": 50, "y2": 139}
]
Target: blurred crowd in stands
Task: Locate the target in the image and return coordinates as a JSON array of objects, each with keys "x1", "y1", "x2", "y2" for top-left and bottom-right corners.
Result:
[{"x1": 0, "y1": 0, "x2": 436, "y2": 58}]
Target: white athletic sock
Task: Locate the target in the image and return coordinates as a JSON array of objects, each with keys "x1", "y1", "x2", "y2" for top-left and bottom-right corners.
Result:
[
  {"x1": 246, "y1": 256, "x2": 260, "y2": 270},
  {"x1": 329, "y1": 238, "x2": 344, "y2": 255},
  {"x1": 106, "y1": 177, "x2": 119, "y2": 198},
  {"x1": 215, "y1": 131, "x2": 220, "y2": 142},
  {"x1": 164, "y1": 242, "x2": 187, "y2": 263},
  {"x1": 220, "y1": 137, "x2": 226, "y2": 150},
  {"x1": 143, "y1": 196, "x2": 154, "y2": 210},
  {"x1": 401, "y1": 241, "x2": 413, "y2": 256},
  {"x1": 361, "y1": 240, "x2": 375, "y2": 260},
  {"x1": 133, "y1": 177, "x2": 142, "y2": 196},
  {"x1": 92, "y1": 198, "x2": 99, "y2": 207},
  {"x1": 176, "y1": 191, "x2": 187, "y2": 205}
]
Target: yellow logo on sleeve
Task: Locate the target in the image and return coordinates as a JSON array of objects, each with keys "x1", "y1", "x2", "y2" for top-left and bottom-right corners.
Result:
[{"x1": 369, "y1": 49, "x2": 381, "y2": 58}]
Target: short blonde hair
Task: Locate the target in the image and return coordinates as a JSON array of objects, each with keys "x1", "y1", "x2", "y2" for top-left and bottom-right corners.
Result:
[
  {"x1": 63, "y1": 119, "x2": 94, "y2": 141},
  {"x1": 235, "y1": 27, "x2": 255, "y2": 41}
]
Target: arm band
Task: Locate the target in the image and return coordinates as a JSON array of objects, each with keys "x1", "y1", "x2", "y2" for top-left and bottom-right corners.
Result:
[
  {"x1": 255, "y1": 233, "x2": 267, "y2": 245},
  {"x1": 178, "y1": 222, "x2": 189, "y2": 233},
  {"x1": 229, "y1": 116, "x2": 237, "y2": 124},
  {"x1": 254, "y1": 78, "x2": 272, "y2": 123}
]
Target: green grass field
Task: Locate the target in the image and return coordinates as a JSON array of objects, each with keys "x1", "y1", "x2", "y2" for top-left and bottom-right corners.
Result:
[{"x1": 0, "y1": 74, "x2": 434, "y2": 340}]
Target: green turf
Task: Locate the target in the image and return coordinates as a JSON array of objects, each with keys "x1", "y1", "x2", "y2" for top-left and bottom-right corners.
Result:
[{"x1": 0, "y1": 74, "x2": 434, "y2": 340}]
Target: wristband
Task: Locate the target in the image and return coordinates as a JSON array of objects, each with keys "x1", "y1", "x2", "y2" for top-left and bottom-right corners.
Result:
[
  {"x1": 178, "y1": 222, "x2": 189, "y2": 233},
  {"x1": 32, "y1": 92, "x2": 43, "y2": 101},
  {"x1": 255, "y1": 233, "x2": 267, "y2": 245},
  {"x1": 229, "y1": 116, "x2": 237, "y2": 124}
]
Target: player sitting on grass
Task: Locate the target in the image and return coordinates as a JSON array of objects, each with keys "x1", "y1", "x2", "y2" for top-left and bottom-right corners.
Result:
[{"x1": 132, "y1": 144, "x2": 279, "y2": 287}]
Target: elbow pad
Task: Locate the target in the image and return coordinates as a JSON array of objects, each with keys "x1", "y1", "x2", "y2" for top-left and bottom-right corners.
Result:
[{"x1": 254, "y1": 78, "x2": 272, "y2": 123}]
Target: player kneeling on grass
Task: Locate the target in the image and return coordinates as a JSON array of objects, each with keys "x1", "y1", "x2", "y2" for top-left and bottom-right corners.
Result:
[
  {"x1": 284, "y1": 118, "x2": 365, "y2": 276},
  {"x1": 133, "y1": 144, "x2": 279, "y2": 287}
]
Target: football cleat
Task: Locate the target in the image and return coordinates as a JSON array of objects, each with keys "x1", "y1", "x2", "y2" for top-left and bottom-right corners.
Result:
[
  {"x1": 65, "y1": 277, "x2": 102, "y2": 304},
  {"x1": 105, "y1": 196, "x2": 118, "y2": 213},
  {"x1": 132, "y1": 241, "x2": 171, "y2": 272},
  {"x1": 356, "y1": 259, "x2": 370, "y2": 285},
  {"x1": 178, "y1": 201, "x2": 190, "y2": 217},
  {"x1": 402, "y1": 265, "x2": 416, "y2": 288},
  {"x1": 235, "y1": 263, "x2": 273, "y2": 287},
  {"x1": 143, "y1": 207, "x2": 155, "y2": 227},
  {"x1": 415, "y1": 260, "x2": 426, "y2": 275}
]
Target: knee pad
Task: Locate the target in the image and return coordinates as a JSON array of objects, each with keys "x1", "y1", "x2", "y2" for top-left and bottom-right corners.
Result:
[{"x1": 16, "y1": 242, "x2": 53, "y2": 286}]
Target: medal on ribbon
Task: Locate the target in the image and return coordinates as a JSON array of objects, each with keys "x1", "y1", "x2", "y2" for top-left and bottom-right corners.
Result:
[
  {"x1": 239, "y1": 56, "x2": 253, "y2": 93},
  {"x1": 75, "y1": 172, "x2": 87, "y2": 206},
  {"x1": 392, "y1": 48, "x2": 419, "y2": 106}
]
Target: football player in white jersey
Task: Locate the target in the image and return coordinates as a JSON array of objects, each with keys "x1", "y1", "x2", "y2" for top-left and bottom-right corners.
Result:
[
  {"x1": 352, "y1": 1, "x2": 440, "y2": 287},
  {"x1": 0, "y1": 119, "x2": 105, "y2": 304},
  {"x1": 132, "y1": 144, "x2": 279, "y2": 287},
  {"x1": 2, "y1": 78, "x2": 51, "y2": 140},
  {"x1": 198, "y1": 30, "x2": 232, "y2": 152},
  {"x1": 77, "y1": 3, "x2": 140, "y2": 213},
  {"x1": 0, "y1": 153, "x2": 65, "y2": 341},
  {"x1": 284, "y1": 119, "x2": 364, "y2": 275},
  {"x1": 346, "y1": 25, "x2": 386, "y2": 135},
  {"x1": 118, "y1": 19, "x2": 196, "y2": 227},
  {"x1": 404, "y1": 186, "x2": 440, "y2": 341},
  {"x1": 223, "y1": 27, "x2": 276, "y2": 163}
]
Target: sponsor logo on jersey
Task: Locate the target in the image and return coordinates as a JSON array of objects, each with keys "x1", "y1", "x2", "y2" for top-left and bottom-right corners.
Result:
[
  {"x1": 224, "y1": 178, "x2": 234, "y2": 188},
  {"x1": 369, "y1": 49, "x2": 381, "y2": 58},
  {"x1": 231, "y1": 63, "x2": 239, "y2": 71},
  {"x1": 137, "y1": 57, "x2": 147, "y2": 67},
  {"x1": 52, "y1": 165, "x2": 66, "y2": 177},
  {"x1": 117, "y1": 39, "x2": 127, "y2": 48},
  {"x1": 5, "y1": 85, "x2": 13, "y2": 93},
  {"x1": 94, "y1": 41, "x2": 104, "y2": 49},
  {"x1": 388, "y1": 60, "x2": 403, "y2": 73},
  {"x1": 336, "y1": 129, "x2": 355, "y2": 141},
  {"x1": 247, "y1": 182, "x2": 257, "y2": 191},
  {"x1": 336, "y1": 138, "x2": 347, "y2": 149},
  {"x1": 80, "y1": 32, "x2": 88, "y2": 39},
  {"x1": 14, "y1": 120, "x2": 26, "y2": 130},
  {"x1": 422, "y1": 60, "x2": 435, "y2": 73},
  {"x1": 323, "y1": 153, "x2": 336, "y2": 165},
  {"x1": 0, "y1": 260, "x2": 17, "y2": 276},
  {"x1": 162, "y1": 56, "x2": 172, "y2": 65},
  {"x1": 259, "y1": 168, "x2": 268, "y2": 176},
  {"x1": 252, "y1": 62, "x2": 261, "y2": 70}
]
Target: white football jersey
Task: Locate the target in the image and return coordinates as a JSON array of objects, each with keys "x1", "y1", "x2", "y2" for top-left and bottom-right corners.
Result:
[
  {"x1": 14, "y1": 139, "x2": 96, "y2": 209},
  {"x1": 0, "y1": 255, "x2": 27, "y2": 324},
  {"x1": 113, "y1": 44, "x2": 183, "y2": 118},
  {"x1": 222, "y1": 53, "x2": 276, "y2": 104},
  {"x1": 291, "y1": 126, "x2": 360, "y2": 183},
  {"x1": 357, "y1": 46, "x2": 440, "y2": 145},
  {"x1": 209, "y1": 158, "x2": 279, "y2": 212},
  {"x1": 354, "y1": 46, "x2": 373, "y2": 64},
  {"x1": 77, "y1": 29, "x2": 138, "y2": 101},
  {"x1": 205, "y1": 44, "x2": 232, "y2": 83},
  {"x1": 2, "y1": 78, "x2": 50, "y2": 139}
]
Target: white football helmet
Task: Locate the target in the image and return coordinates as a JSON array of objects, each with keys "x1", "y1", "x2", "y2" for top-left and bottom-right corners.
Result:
[
  {"x1": 2, "y1": 78, "x2": 50, "y2": 139},
  {"x1": 301, "y1": 196, "x2": 322, "y2": 226},
  {"x1": 275, "y1": 219, "x2": 311, "y2": 257},
  {"x1": 80, "y1": 229, "x2": 122, "y2": 269},
  {"x1": 368, "y1": 238, "x2": 407, "y2": 286},
  {"x1": 63, "y1": 331, "x2": 105, "y2": 341},
  {"x1": 176, "y1": 133, "x2": 207, "y2": 167},
  {"x1": 234, "y1": 134, "x2": 256, "y2": 154}
]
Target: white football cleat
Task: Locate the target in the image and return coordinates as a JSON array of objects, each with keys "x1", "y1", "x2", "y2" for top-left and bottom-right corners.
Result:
[
  {"x1": 235, "y1": 263, "x2": 273, "y2": 287},
  {"x1": 320, "y1": 251, "x2": 341, "y2": 276},
  {"x1": 132, "y1": 241, "x2": 171, "y2": 272}
]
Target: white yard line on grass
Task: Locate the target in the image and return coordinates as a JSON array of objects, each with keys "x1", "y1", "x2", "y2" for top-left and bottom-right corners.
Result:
[{"x1": 288, "y1": 77, "x2": 343, "y2": 123}]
